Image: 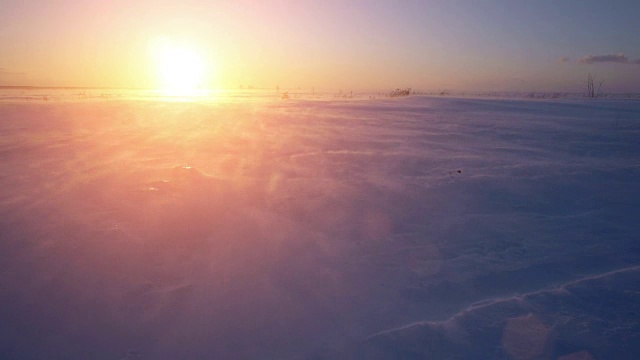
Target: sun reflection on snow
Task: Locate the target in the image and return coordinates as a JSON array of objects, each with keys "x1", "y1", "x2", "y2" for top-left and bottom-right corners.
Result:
[{"x1": 156, "y1": 88, "x2": 215, "y2": 101}]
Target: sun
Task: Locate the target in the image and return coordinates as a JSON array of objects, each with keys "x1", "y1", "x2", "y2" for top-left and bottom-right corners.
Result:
[{"x1": 150, "y1": 38, "x2": 211, "y2": 95}]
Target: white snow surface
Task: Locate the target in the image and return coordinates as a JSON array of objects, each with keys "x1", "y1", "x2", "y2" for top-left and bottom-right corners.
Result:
[{"x1": 1, "y1": 91, "x2": 639, "y2": 359}]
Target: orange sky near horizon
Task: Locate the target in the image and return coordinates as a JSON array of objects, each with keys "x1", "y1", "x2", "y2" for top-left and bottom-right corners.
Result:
[{"x1": 2, "y1": 1, "x2": 640, "y2": 92}]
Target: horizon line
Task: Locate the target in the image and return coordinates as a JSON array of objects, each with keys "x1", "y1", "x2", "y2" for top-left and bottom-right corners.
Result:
[{"x1": 2, "y1": 85, "x2": 640, "y2": 96}]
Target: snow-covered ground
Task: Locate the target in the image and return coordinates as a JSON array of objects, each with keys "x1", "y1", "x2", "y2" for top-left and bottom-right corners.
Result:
[{"x1": 1, "y1": 91, "x2": 639, "y2": 359}]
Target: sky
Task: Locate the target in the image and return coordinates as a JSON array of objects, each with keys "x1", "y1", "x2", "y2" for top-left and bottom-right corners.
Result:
[{"x1": 1, "y1": 0, "x2": 639, "y2": 92}]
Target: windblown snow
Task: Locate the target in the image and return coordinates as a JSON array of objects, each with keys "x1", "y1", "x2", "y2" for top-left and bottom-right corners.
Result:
[{"x1": 0, "y1": 91, "x2": 638, "y2": 359}]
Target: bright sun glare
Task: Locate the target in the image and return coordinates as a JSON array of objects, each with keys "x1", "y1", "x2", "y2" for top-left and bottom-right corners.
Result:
[{"x1": 151, "y1": 38, "x2": 211, "y2": 95}]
